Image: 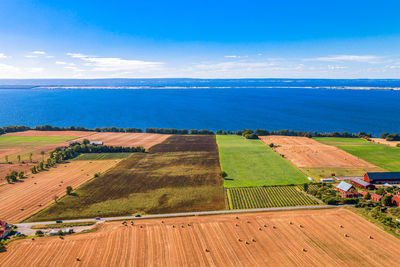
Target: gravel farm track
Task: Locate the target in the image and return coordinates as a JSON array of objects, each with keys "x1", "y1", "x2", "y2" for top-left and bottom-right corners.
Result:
[
  {"x1": 0, "y1": 160, "x2": 120, "y2": 223},
  {"x1": 1, "y1": 208, "x2": 400, "y2": 266},
  {"x1": 371, "y1": 138, "x2": 400, "y2": 147},
  {"x1": 259, "y1": 136, "x2": 379, "y2": 168}
]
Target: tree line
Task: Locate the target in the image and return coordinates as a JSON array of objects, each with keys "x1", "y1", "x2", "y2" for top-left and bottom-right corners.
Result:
[
  {"x1": 380, "y1": 132, "x2": 400, "y2": 141},
  {"x1": 0, "y1": 124, "x2": 378, "y2": 139}
]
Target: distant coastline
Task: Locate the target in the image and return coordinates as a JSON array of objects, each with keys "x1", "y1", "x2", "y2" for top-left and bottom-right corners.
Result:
[{"x1": 29, "y1": 86, "x2": 400, "y2": 90}]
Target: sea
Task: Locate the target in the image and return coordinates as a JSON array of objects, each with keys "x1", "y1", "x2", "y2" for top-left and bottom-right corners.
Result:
[{"x1": 0, "y1": 79, "x2": 399, "y2": 136}]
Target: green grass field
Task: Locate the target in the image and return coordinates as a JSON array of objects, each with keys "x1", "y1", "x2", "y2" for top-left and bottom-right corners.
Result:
[
  {"x1": 72, "y1": 153, "x2": 133, "y2": 160},
  {"x1": 217, "y1": 135, "x2": 307, "y2": 187},
  {"x1": 314, "y1": 137, "x2": 400, "y2": 172},
  {"x1": 0, "y1": 136, "x2": 73, "y2": 146},
  {"x1": 226, "y1": 185, "x2": 319, "y2": 209}
]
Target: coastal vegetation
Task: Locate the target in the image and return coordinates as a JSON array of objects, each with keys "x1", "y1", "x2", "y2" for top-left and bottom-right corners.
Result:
[{"x1": 216, "y1": 135, "x2": 307, "y2": 187}]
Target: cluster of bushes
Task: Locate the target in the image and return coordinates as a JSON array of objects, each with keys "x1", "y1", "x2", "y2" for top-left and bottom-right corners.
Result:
[
  {"x1": 4, "y1": 171, "x2": 24, "y2": 183},
  {"x1": 0, "y1": 125, "x2": 31, "y2": 135},
  {"x1": 145, "y1": 128, "x2": 188, "y2": 134},
  {"x1": 30, "y1": 157, "x2": 57, "y2": 174},
  {"x1": 68, "y1": 140, "x2": 145, "y2": 154},
  {"x1": 188, "y1": 129, "x2": 214, "y2": 135},
  {"x1": 380, "y1": 132, "x2": 400, "y2": 141},
  {"x1": 360, "y1": 205, "x2": 400, "y2": 229},
  {"x1": 215, "y1": 129, "x2": 372, "y2": 138},
  {"x1": 305, "y1": 183, "x2": 342, "y2": 205}
]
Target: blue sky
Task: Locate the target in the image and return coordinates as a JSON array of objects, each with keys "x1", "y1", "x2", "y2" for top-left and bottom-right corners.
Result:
[{"x1": 0, "y1": 0, "x2": 399, "y2": 78}]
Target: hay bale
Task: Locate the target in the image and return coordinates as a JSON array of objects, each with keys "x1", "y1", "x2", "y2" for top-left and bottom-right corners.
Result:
[
  {"x1": 252, "y1": 238, "x2": 256, "y2": 242},
  {"x1": 236, "y1": 216, "x2": 239, "y2": 219},
  {"x1": 161, "y1": 220, "x2": 164, "y2": 223},
  {"x1": 289, "y1": 221, "x2": 293, "y2": 225},
  {"x1": 369, "y1": 235, "x2": 373, "y2": 239},
  {"x1": 302, "y1": 248, "x2": 307, "y2": 252},
  {"x1": 258, "y1": 227, "x2": 262, "y2": 231},
  {"x1": 245, "y1": 241, "x2": 250, "y2": 245},
  {"x1": 344, "y1": 234, "x2": 349, "y2": 237},
  {"x1": 172, "y1": 225, "x2": 175, "y2": 228},
  {"x1": 238, "y1": 238, "x2": 242, "y2": 242},
  {"x1": 235, "y1": 224, "x2": 239, "y2": 227},
  {"x1": 205, "y1": 248, "x2": 210, "y2": 252},
  {"x1": 264, "y1": 224, "x2": 267, "y2": 227},
  {"x1": 272, "y1": 226, "x2": 276, "y2": 229}
]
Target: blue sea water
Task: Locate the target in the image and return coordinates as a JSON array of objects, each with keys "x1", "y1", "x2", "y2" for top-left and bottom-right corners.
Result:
[{"x1": 0, "y1": 79, "x2": 399, "y2": 135}]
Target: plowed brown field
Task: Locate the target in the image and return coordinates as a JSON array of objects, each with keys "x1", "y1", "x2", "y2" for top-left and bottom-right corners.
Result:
[
  {"x1": 259, "y1": 136, "x2": 377, "y2": 168},
  {"x1": 74, "y1": 132, "x2": 170, "y2": 149},
  {"x1": 2, "y1": 208, "x2": 400, "y2": 266},
  {"x1": 4, "y1": 130, "x2": 95, "y2": 137},
  {"x1": 371, "y1": 138, "x2": 400, "y2": 147},
  {"x1": 0, "y1": 160, "x2": 119, "y2": 223}
]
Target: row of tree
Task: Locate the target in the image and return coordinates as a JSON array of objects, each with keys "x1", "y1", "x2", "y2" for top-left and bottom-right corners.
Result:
[
  {"x1": 4, "y1": 170, "x2": 25, "y2": 183},
  {"x1": 0, "y1": 124, "x2": 377, "y2": 138},
  {"x1": 380, "y1": 132, "x2": 400, "y2": 141}
]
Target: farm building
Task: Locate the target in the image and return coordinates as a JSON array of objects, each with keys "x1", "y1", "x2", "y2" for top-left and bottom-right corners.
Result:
[
  {"x1": 364, "y1": 172, "x2": 400, "y2": 184},
  {"x1": 321, "y1": 178, "x2": 334, "y2": 182},
  {"x1": 351, "y1": 178, "x2": 375, "y2": 190},
  {"x1": 370, "y1": 193, "x2": 382, "y2": 202},
  {"x1": 336, "y1": 182, "x2": 359, "y2": 198},
  {"x1": 90, "y1": 141, "x2": 103, "y2": 146},
  {"x1": 361, "y1": 191, "x2": 368, "y2": 197},
  {"x1": 392, "y1": 192, "x2": 400, "y2": 207},
  {"x1": 0, "y1": 220, "x2": 11, "y2": 239}
]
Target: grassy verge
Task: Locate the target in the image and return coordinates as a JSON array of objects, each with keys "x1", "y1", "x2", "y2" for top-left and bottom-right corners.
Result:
[
  {"x1": 72, "y1": 153, "x2": 132, "y2": 160},
  {"x1": 217, "y1": 135, "x2": 307, "y2": 187},
  {"x1": 314, "y1": 137, "x2": 400, "y2": 171},
  {"x1": 31, "y1": 221, "x2": 95, "y2": 229}
]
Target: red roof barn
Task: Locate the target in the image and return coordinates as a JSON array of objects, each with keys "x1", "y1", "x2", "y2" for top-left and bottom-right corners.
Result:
[
  {"x1": 392, "y1": 192, "x2": 400, "y2": 207},
  {"x1": 351, "y1": 178, "x2": 375, "y2": 189},
  {"x1": 364, "y1": 172, "x2": 400, "y2": 184},
  {"x1": 371, "y1": 193, "x2": 382, "y2": 202}
]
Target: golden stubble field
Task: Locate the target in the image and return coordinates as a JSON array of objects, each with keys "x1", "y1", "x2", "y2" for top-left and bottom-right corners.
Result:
[
  {"x1": 0, "y1": 160, "x2": 120, "y2": 223},
  {"x1": 1, "y1": 208, "x2": 399, "y2": 266}
]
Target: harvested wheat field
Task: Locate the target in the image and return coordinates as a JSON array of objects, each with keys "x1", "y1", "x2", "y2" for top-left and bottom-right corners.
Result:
[
  {"x1": 260, "y1": 136, "x2": 378, "y2": 168},
  {"x1": 0, "y1": 163, "x2": 36, "y2": 184},
  {"x1": 0, "y1": 160, "x2": 119, "y2": 223},
  {"x1": 74, "y1": 132, "x2": 170, "y2": 149},
  {"x1": 371, "y1": 138, "x2": 400, "y2": 147},
  {"x1": 2, "y1": 208, "x2": 400, "y2": 266}
]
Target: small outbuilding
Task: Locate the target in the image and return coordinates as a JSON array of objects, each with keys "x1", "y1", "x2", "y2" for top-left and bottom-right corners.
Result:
[
  {"x1": 321, "y1": 178, "x2": 334, "y2": 182},
  {"x1": 392, "y1": 191, "x2": 400, "y2": 207},
  {"x1": 371, "y1": 193, "x2": 382, "y2": 202},
  {"x1": 336, "y1": 181, "x2": 354, "y2": 193}
]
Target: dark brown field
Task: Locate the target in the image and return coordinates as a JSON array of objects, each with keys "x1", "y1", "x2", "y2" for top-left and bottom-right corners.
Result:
[{"x1": 29, "y1": 135, "x2": 225, "y2": 221}]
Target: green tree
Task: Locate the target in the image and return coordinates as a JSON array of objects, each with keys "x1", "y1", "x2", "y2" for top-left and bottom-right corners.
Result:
[
  {"x1": 82, "y1": 139, "x2": 90, "y2": 145},
  {"x1": 29, "y1": 152, "x2": 33, "y2": 163},
  {"x1": 66, "y1": 186, "x2": 73, "y2": 195},
  {"x1": 303, "y1": 183, "x2": 309, "y2": 192},
  {"x1": 40, "y1": 151, "x2": 45, "y2": 161},
  {"x1": 5, "y1": 155, "x2": 8, "y2": 163},
  {"x1": 35, "y1": 230, "x2": 44, "y2": 236},
  {"x1": 220, "y1": 171, "x2": 228, "y2": 179},
  {"x1": 18, "y1": 171, "x2": 24, "y2": 179},
  {"x1": 382, "y1": 195, "x2": 393, "y2": 206},
  {"x1": 17, "y1": 155, "x2": 21, "y2": 163},
  {"x1": 364, "y1": 192, "x2": 371, "y2": 200}
]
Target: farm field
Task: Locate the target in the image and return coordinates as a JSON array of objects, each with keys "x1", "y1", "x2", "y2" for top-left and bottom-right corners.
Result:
[
  {"x1": 74, "y1": 132, "x2": 171, "y2": 149},
  {"x1": 0, "y1": 160, "x2": 119, "y2": 223},
  {"x1": 3, "y1": 209, "x2": 400, "y2": 266},
  {"x1": 259, "y1": 136, "x2": 382, "y2": 179},
  {"x1": 226, "y1": 185, "x2": 319, "y2": 209},
  {"x1": 72, "y1": 153, "x2": 133, "y2": 160},
  {"x1": 28, "y1": 135, "x2": 225, "y2": 221},
  {"x1": 217, "y1": 135, "x2": 307, "y2": 187},
  {"x1": 371, "y1": 138, "x2": 400, "y2": 147},
  {"x1": 4, "y1": 130, "x2": 94, "y2": 138},
  {"x1": 0, "y1": 135, "x2": 81, "y2": 182},
  {"x1": 314, "y1": 137, "x2": 400, "y2": 172}
]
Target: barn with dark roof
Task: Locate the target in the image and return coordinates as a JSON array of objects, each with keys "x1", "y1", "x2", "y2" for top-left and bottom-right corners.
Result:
[{"x1": 364, "y1": 172, "x2": 400, "y2": 184}]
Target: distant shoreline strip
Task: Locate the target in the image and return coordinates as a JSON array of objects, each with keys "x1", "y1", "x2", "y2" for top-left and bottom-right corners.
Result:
[{"x1": 32, "y1": 86, "x2": 400, "y2": 90}]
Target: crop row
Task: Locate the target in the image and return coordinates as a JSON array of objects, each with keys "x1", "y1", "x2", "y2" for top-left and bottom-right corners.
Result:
[{"x1": 226, "y1": 185, "x2": 319, "y2": 210}]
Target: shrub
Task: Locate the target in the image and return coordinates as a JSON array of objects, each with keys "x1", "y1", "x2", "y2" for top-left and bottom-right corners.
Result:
[
  {"x1": 220, "y1": 171, "x2": 228, "y2": 179},
  {"x1": 35, "y1": 230, "x2": 44, "y2": 236}
]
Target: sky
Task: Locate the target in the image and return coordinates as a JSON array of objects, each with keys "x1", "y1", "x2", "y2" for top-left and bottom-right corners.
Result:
[{"x1": 0, "y1": 0, "x2": 400, "y2": 79}]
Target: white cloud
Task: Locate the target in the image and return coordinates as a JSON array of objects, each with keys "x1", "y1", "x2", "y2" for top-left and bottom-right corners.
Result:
[
  {"x1": 55, "y1": 61, "x2": 67, "y2": 65},
  {"x1": 0, "y1": 53, "x2": 7, "y2": 58},
  {"x1": 307, "y1": 55, "x2": 379, "y2": 62},
  {"x1": 328, "y1": 65, "x2": 348, "y2": 70},
  {"x1": 64, "y1": 66, "x2": 84, "y2": 72},
  {"x1": 27, "y1": 67, "x2": 44, "y2": 73},
  {"x1": 67, "y1": 53, "x2": 164, "y2": 72},
  {"x1": 25, "y1": 55, "x2": 38, "y2": 58},
  {"x1": 224, "y1": 55, "x2": 239, "y2": 58},
  {"x1": 32, "y1": 51, "x2": 46, "y2": 55},
  {"x1": 46, "y1": 55, "x2": 54, "y2": 58},
  {"x1": 66, "y1": 53, "x2": 89, "y2": 58},
  {"x1": 0, "y1": 63, "x2": 19, "y2": 72}
]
